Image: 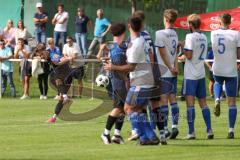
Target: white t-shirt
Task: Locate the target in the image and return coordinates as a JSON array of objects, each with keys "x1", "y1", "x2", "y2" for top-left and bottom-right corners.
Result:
[
  {"x1": 63, "y1": 42, "x2": 83, "y2": 68},
  {"x1": 127, "y1": 36, "x2": 154, "y2": 88},
  {"x1": 184, "y1": 32, "x2": 208, "y2": 80},
  {"x1": 54, "y1": 11, "x2": 69, "y2": 32},
  {"x1": 211, "y1": 29, "x2": 240, "y2": 77},
  {"x1": 155, "y1": 29, "x2": 178, "y2": 77}
]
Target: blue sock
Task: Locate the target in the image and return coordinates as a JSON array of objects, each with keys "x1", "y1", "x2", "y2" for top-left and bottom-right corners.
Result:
[
  {"x1": 148, "y1": 105, "x2": 156, "y2": 130},
  {"x1": 187, "y1": 106, "x2": 195, "y2": 134},
  {"x1": 160, "y1": 105, "x2": 169, "y2": 128},
  {"x1": 229, "y1": 106, "x2": 237, "y2": 129},
  {"x1": 139, "y1": 113, "x2": 156, "y2": 141},
  {"x1": 201, "y1": 106, "x2": 212, "y2": 133},
  {"x1": 129, "y1": 112, "x2": 147, "y2": 142},
  {"x1": 214, "y1": 82, "x2": 222, "y2": 100},
  {"x1": 171, "y1": 103, "x2": 179, "y2": 127}
]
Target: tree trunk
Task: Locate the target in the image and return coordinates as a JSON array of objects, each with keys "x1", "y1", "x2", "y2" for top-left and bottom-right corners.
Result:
[{"x1": 131, "y1": 0, "x2": 137, "y2": 14}]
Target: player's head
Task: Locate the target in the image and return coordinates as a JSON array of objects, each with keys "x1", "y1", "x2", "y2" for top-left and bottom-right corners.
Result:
[
  {"x1": 47, "y1": 38, "x2": 55, "y2": 48},
  {"x1": 110, "y1": 22, "x2": 126, "y2": 39},
  {"x1": 97, "y1": 9, "x2": 104, "y2": 18},
  {"x1": 219, "y1": 13, "x2": 231, "y2": 27},
  {"x1": 57, "y1": 3, "x2": 64, "y2": 13},
  {"x1": 66, "y1": 36, "x2": 74, "y2": 47},
  {"x1": 77, "y1": 8, "x2": 84, "y2": 16},
  {"x1": 163, "y1": 9, "x2": 178, "y2": 26},
  {"x1": 187, "y1": 14, "x2": 201, "y2": 32},
  {"x1": 0, "y1": 39, "x2": 5, "y2": 49},
  {"x1": 128, "y1": 16, "x2": 142, "y2": 33},
  {"x1": 133, "y1": 10, "x2": 145, "y2": 30}
]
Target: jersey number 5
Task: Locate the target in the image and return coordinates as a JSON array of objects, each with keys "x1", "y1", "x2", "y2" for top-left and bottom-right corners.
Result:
[{"x1": 218, "y1": 38, "x2": 225, "y2": 54}]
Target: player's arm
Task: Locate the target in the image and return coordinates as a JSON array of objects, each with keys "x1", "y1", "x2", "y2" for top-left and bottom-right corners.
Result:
[
  {"x1": 96, "y1": 43, "x2": 109, "y2": 60},
  {"x1": 183, "y1": 34, "x2": 193, "y2": 60},
  {"x1": 174, "y1": 54, "x2": 179, "y2": 75},
  {"x1": 237, "y1": 48, "x2": 240, "y2": 70},
  {"x1": 104, "y1": 62, "x2": 136, "y2": 72},
  {"x1": 52, "y1": 14, "x2": 58, "y2": 24}
]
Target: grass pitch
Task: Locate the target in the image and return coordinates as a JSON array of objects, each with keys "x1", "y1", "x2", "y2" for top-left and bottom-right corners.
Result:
[{"x1": 0, "y1": 97, "x2": 240, "y2": 160}]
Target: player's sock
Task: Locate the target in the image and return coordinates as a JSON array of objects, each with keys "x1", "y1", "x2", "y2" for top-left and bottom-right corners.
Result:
[
  {"x1": 187, "y1": 106, "x2": 195, "y2": 134},
  {"x1": 148, "y1": 105, "x2": 156, "y2": 130},
  {"x1": 160, "y1": 105, "x2": 169, "y2": 128},
  {"x1": 228, "y1": 106, "x2": 237, "y2": 131},
  {"x1": 139, "y1": 113, "x2": 156, "y2": 141},
  {"x1": 114, "y1": 115, "x2": 125, "y2": 135},
  {"x1": 213, "y1": 82, "x2": 222, "y2": 100},
  {"x1": 53, "y1": 114, "x2": 57, "y2": 118},
  {"x1": 171, "y1": 103, "x2": 179, "y2": 128},
  {"x1": 201, "y1": 106, "x2": 212, "y2": 133},
  {"x1": 129, "y1": 112, "x2": 147, "y2": 142},
  {"x1": 152, "y1": 107, "x2": 164, "y2": 132},
  {"x1": 54, "y1": 100, "x2": 64, "y2": 115},
  {"x1": 105, "y1": 115, "x2": 117, "y2": 135}
]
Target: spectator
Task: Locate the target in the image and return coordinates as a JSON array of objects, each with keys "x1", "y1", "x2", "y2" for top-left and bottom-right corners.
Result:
[
  {"x1": 14, "y1": 38, "x2": 31, "y2": 100},
  {"x1": 15, "y1": 20, "x2": 28, "y2": 44},
  {"x1": 75, "y1": 8, "x2": 91, "y2": 58},
  {"x1": 87, "y1": 9, "x2": 111, "y2": 58},
  {"x1": 0, "y1": 39, "x2": 16, "y2": 97},
  {"x1": 52, "y1": 3, "x2": 69, "y2": 47},
  {"x1": 63, "y1": 36, "x2": 84, "y2": 97},
  {"x1": 33, "y1": 43, "x2": 50, "y2": 100},
  {"x1": 46, "y1": 38, "x2": 62, "y2": 100},
  {"x1": 3, "y1": 20, "x2": 16, "y2": 49},
  {"x1": 33, "y1": 2, "x2": 48, "y2": 44}
]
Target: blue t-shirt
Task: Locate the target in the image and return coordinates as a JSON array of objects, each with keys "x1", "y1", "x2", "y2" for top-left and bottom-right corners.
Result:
[
  {"x1": 94, "y1": 18, "x2": 110, "y2": 37},
  {"x1": 47, "y1": 47, "x2": 62, "y2": 63},
  {"x1": 0, "y1": 47, "x2": 13, "y2": 72}
]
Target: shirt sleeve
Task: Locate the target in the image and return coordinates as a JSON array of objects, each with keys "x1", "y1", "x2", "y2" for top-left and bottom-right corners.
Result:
[
  {"x1": 104, "y1": 18, "x2": 110, "y2": 26},
  {"x1": 237, "y1": 32, "x2": 240, "y2": 48},
  {"x1": 155, "y1": 31, "x2": 165, "y2": 48},
  {"x1": 63, "y1": 12, "x2": 69, "y2": 19},
  {"x1": 127, "y1": 41, "x2": 143, "y2": 64},
  {"x1": 184, "y1": 34, "x2": 194, "y2": 51}
]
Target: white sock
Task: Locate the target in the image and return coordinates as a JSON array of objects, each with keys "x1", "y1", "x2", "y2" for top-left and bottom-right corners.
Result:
[
  {"x1": 132, "y1": 129, "x2": 137, "y2": 135},
  {"x1": 229, "y1": 128, "x2": 234, "y2": 133},
  {"x1": 104, "y1": 129, "x2": 110, "y2": 135},
  {"x1": 114, "y1": 129, "x2": 121, "y2": 136},
  {"x1": 53, "y1": 114, "x2": 57, "y2": 118},
  {"x1": 63, "y1": 94, "x2": 67, "y2": 98}
]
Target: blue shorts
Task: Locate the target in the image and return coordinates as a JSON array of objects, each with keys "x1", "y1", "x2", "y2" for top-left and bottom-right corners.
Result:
[
  {"x1": 125, "y1": 86, "x2": 150, "y2": 107},
  {"x1": 213, "y1": 75, "x2": 238, "y2": 97},
  {"x1": 160, "y1": 77, "x2": 177, "y2": 94},
  {"x1": 183, "y1": 78, "x2": 206, "y2": 98}
]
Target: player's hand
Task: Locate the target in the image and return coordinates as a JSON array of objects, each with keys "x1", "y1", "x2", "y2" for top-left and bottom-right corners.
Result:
[
  {"x1": 237, "y1": 64, "x2": 240, "y2": 71},
  {"x1": 208, "y1": 66, "x2": 213, "y2": 71},
  {"x1": 100, "y1": 44, "x2": 107, "y2": 51},
  {"x1": 103, "y1": 62, "x2": 113, "y2": 71},
  {"x1": 170, "y1": 67, "x2": 178, "y2": 76}
]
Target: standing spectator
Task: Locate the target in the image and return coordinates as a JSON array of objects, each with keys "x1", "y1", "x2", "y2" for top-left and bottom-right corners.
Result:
[
  {"x1": 15, "y1": 20, "x2": 28, "y2": 44},
  {"x1": 46, "y1": 38, "x2": 62, "y2": 100},
  {"x1": 33, "y1": 2, "x2": 48, "y2": 44},
  {"x1": 33, "y1": 43, "x2": 50, "y2": 100},
  {"x1": 3, "y1": 20, "x2": 16, "y2": 49},
  {"x1": 52, "y1": 3, "x2": 69, "y2": 47},
  {"x1": 75, "y1": 8, "x2": 91, "y2": 58},
  {"x1": 87, "y1": 9, "x2": 111, "y2": 58},
  {"x1": 14, "y1": 38, "x2": 31, "y2": 100},
  {"x1": 0, "y1": 39, "x2": 16, "y2": 97},
  {"x1": 63, "y1": 36, "x2": 84, "y2": 97}
]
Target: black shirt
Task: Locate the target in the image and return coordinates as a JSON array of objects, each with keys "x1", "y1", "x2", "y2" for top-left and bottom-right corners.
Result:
[
  {"x1": 75, "y1": 15, "x2": 90, "y2": 33},
  {"x1": 34, "y1": 12, "x2": 48, "y2": 29}
]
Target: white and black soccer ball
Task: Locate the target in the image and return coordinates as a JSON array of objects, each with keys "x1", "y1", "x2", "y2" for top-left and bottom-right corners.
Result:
[{"x1": 95, "y1": 74, "x2": 109, "y2": 87}]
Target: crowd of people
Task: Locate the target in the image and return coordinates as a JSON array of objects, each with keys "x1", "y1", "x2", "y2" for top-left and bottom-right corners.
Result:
[{"x1": 0, "y1": 2, "x2": 111, "y2": 99}]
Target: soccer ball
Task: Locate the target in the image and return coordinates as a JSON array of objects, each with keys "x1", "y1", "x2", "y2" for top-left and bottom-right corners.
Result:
[{"x1": 95, "y1": 74, "x2": 109, "y2": 87}]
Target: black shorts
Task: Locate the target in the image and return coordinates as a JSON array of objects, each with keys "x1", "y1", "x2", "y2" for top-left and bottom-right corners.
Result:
[
  {"x1": 208, "y1": 70, "x2": 214, "y2": 81},
  {"x1": 71, "y1": 66, "x2": 84, "y2": 80}
]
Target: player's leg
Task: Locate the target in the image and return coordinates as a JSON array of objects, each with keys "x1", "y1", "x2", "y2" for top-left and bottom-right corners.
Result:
[
  {"x1": 159, "y1": 94, "x2": 171, "y2": 138},
  {"x1": 197, "y1": 78, "x2": 214, "y2": 139},
  {"x1": 225, "y1": 77, "x2": 238, "y2": 139},
  {"x1": 183, "y1": 79, "x2": 196, "y2": 140},
  {"x1": 213, "y1": 75, "x2": 224, "y2": 117}
]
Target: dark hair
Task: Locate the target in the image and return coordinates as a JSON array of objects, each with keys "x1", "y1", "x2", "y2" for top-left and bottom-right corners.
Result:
[
  {"x1": 17, "y1": 20, "x2": 25, "y2": 29},
  {"x1": 110, "y1": 22, "x2": 126, "y2": 36},
  {"x1": 219, "y1": 13, "x2": 231, "y2": 25},
  {"x1": 0, "y1": 39, "x2": 5, "y2": 43},
  {"x1": 128, "y1": 16, "x2": 142, "y2": 32},
  {"x1": 57, "y1": 3, "x2": 64, "y2": 8},
  {"x1": 66, "y1": 36, "x2": 74, "y2": 41},
  {"x1": 78, "y1": 7, "x2": 84, "y2": 12},
  {"x1": 164, "y1": 9, "x2": 178, "y2": 24},
  {"x1": 133, "y1": 10, "x2": 145, "y2": 21},
  {"x1": 18, "y1": 38, "x2": 25, "y2": 42}
]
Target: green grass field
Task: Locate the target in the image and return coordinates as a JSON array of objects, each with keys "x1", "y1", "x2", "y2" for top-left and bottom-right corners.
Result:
[{"x1": 0, "y1": 97, "x2": 240, "y2": 160}]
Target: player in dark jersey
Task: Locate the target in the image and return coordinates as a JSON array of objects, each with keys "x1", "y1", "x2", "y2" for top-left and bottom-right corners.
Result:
[{"x1": 97, "y1": 23, "x2": 129, "y2": 144}]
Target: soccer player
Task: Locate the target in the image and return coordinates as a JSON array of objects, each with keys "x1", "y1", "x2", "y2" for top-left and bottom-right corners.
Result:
[
  {"x1": 104, "y1": 16, "x2": 159, "y2": 145},
  {"x1": 182, "y1": 14, "x2": 214, "y2": 140},
  {"x1": 98, "y1": 23, "x2": 128, "y2": 144},
  {"x1": 155, "y1": 9, "x2": 179, "y2": 139},
  {"x1": 211, "y1": 13, "x2": 240, "y2": 139}
]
